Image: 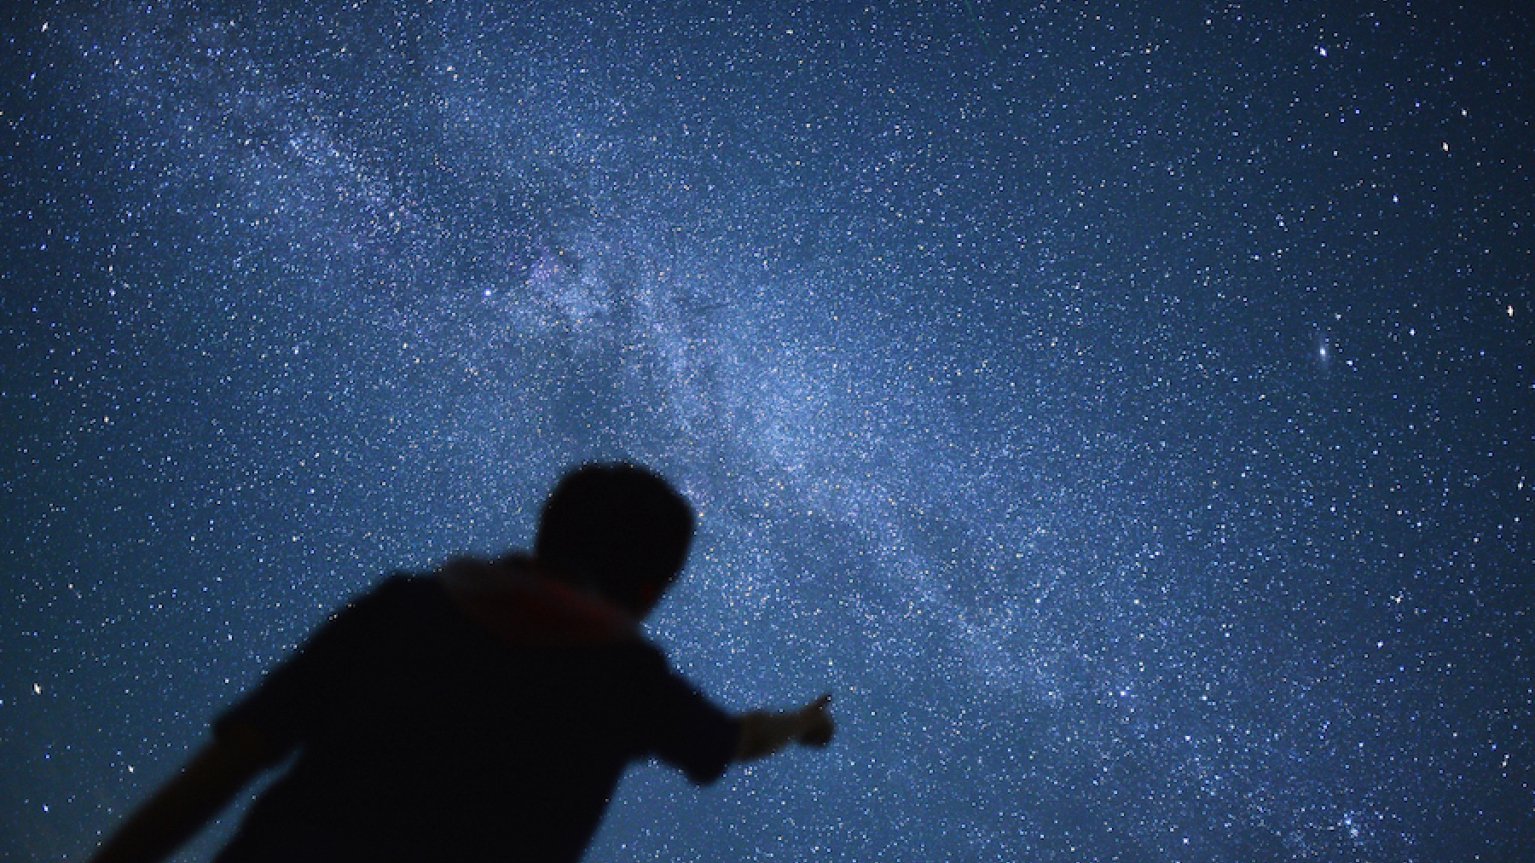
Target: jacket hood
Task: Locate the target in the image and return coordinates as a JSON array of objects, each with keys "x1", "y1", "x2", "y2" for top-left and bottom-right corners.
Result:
[{"x1": 440, "y1": 554, "x2": 640, "y2": 647}]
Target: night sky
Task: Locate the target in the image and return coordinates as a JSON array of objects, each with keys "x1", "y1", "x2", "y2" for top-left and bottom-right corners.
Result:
[{"x1": 3, "y1": 2, "x2": 1532, "y2": 861}]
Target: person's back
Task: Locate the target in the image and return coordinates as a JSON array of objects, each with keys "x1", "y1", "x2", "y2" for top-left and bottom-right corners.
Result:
[
  {"x1": 215, "y1": 564, "x2": 740, "y2": 863},
  {"x1": 87, "y1": 464, "x2": 833, "y2": 863}
]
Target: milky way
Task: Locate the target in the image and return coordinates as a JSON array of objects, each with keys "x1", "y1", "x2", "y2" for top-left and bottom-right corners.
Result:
[{"x1": 3, "y1": 3, "x2": 1531, "y2": 861}]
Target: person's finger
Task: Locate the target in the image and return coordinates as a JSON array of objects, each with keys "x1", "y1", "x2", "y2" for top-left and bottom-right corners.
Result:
[{"x1": 801, "y1": 717, "x2": 834, "y2": 746}]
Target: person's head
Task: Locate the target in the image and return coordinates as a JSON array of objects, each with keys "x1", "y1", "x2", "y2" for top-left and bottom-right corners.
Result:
[{"x1": 534, "y1": 462, "x2": 694, "y2": 617}]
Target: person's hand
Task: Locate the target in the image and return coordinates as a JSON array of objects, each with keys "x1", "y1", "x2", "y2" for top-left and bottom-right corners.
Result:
[{"x1": 797, "y1": 694, "x2": 834, "y2": 747}]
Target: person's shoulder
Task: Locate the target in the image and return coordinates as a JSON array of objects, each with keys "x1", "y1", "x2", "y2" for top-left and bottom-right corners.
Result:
[
  {"x1": 340, "y1": 571, "x2": 448, "y2": 619},
  {"x1": 376, "y1": 570, "x2": 440, "y2": 595},
  {"x1": 624, "y1": 636, "x2": 666, "y2": 660},
  {"x1": 612, "y1": 637, "x2": 677, "y2": 677}
]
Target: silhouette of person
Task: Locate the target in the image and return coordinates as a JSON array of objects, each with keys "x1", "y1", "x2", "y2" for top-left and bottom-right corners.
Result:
[{"x1": 88, "y1": 463, "x2": 834, "y2": 863}]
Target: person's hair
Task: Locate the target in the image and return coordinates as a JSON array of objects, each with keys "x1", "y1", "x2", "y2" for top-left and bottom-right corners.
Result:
[{"x1": 534, "y1": 462, "x2": 694, "y2": 612}]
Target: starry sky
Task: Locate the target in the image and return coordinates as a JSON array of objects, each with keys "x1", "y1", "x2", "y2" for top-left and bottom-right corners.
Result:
[{"x1": 3, "y1": 2, "x2": 1532, "y2": 861}]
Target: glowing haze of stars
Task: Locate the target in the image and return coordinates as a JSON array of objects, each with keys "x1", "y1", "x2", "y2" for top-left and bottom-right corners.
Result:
[{"x1": 2, "y1": 3, "x2": 1531, "y2": 861}]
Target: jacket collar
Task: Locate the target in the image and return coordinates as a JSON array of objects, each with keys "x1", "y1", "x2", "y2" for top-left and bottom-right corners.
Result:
[{"x1": 440, "y1": 554, "x2": 639, "y2": 646}]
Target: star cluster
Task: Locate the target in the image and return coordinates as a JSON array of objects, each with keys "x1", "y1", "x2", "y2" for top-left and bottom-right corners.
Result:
[{"x1": 2, "y1": 2, "x2": 1531, "y2": 861}]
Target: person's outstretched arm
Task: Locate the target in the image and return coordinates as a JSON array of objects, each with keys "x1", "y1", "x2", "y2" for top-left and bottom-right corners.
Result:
[
  {"x1": 735, "y1": 694, "x2": 835, "y2": 761},
  {"x1": 87, "y1": 723, "x2": 277, "y2": 863}
]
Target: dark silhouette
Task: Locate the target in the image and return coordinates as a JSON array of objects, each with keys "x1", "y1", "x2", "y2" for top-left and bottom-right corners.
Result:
[{"x1": 88, "y1": 463, "x2": 834, "y2": 863}]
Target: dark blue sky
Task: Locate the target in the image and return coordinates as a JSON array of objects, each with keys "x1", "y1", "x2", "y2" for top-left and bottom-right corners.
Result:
[{"x1": 3, "y1": 2, "x2": 1531, "y2": 861}]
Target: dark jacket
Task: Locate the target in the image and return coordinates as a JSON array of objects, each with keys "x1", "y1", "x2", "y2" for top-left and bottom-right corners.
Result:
[{"x1": 211, "y1": 557, "x2": 737, "y2": 863}]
